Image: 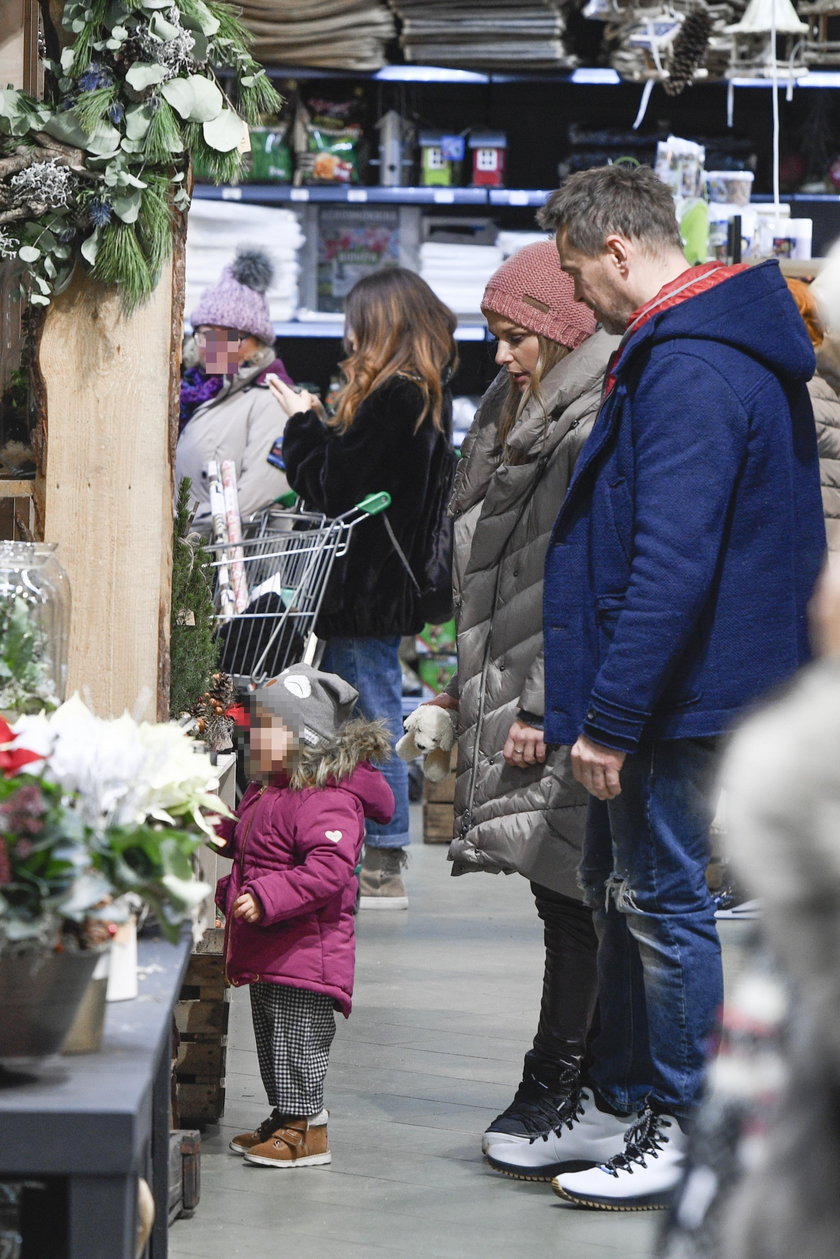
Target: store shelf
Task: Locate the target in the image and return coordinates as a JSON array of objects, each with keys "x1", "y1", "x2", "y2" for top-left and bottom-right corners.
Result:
[
  {"x1": 193, "y1": 183, "x2": 492, "y2": 205},
  {"x1": 274, "y1": 319, "x2": 490, "y2": 341},
  {"x1": 196, "y1": 183, "x2": 840, "y2": 211},
  {"x1": 257, "y1": 63, "x2": 840, "y2": 88},
  {"x1": 489, "y1": 189, "x2": 556, "y2": 207}
]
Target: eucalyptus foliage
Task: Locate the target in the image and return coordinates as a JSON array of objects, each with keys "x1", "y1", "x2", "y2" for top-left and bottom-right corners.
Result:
[{"x1": 0, "y1": 1, "x2": 282, "y2": 311}]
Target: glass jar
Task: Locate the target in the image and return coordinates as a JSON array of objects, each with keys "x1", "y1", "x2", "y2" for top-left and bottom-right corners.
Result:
[{"x1": 0, "y1": 541, "x2": 71, "y2": 716}]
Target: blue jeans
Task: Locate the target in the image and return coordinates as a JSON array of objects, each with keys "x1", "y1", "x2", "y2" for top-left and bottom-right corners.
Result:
[
  {"x1": 581, "y1": 737, "x2": 723, "y2": 1120},
  {"x1": 320, "y1": 636, "x2": 409, "y2": 848}
]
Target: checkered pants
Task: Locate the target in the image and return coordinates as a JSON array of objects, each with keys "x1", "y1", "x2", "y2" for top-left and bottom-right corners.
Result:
[{"x1": 250, "y1": 982, "x2": 337, "y2": 1116}]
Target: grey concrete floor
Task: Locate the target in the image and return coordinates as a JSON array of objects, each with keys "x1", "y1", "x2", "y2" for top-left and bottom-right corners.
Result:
[{"x1": 170, "y1": 806, "x2": 746, "y2": 1259}]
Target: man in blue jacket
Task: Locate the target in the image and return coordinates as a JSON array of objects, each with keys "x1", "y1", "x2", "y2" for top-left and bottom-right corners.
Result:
[{"x1": 486, "y1": 165, "x2": 826, "y2": 1208}]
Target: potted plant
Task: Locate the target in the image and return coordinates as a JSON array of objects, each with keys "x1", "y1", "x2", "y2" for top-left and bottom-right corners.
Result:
[{"x1": 0, "y1": 695, "x2": 230, "y2": 1065}]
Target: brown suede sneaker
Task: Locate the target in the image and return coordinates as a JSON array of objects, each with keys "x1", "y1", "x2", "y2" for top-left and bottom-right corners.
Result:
[
  {"x1": 229, "y1": 1109, "x2": 288, "y2": 1154},
  {"x1": 243, "y1": 1114, "x2": 331, "y2": 1168},
  {"x1": 358, "y1": 845, "x2": 409, "y2": 910}
]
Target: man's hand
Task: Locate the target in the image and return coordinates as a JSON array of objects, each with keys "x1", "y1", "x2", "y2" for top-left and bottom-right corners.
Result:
[
  {"x1": 571, "y1": 734, "x2": 625, "y2": 799},
  {"x1": 232, "y1": 891, "x2": 263, "y2": 923},
  {"x1": 503, "y1": 719, "x2": 546, "y2": 767}
]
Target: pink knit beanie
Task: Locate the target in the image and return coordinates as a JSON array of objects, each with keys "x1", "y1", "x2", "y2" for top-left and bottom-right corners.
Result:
[
  {"x1": 481, "y1": 240, "x2": 596, "y2": 349},
  {"x1": 190, "y1": 246, "x2": 276, "y2": 344}
]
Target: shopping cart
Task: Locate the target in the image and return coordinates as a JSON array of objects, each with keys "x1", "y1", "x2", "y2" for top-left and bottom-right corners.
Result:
[{"x1": 208, "y1": 491, "x2": 391, "y2": 690}]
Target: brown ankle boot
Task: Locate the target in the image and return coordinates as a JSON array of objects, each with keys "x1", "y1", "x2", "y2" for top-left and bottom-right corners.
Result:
[
  {"x1": 229, "y1": 1108, "x2": 288, "y2": 1154},
  {"x1": 358, "y1": 846, "x2": 409, "y2": 909},
  {"x1": 243, "y1": 1111, "x2": 331, "y2": 1168}
]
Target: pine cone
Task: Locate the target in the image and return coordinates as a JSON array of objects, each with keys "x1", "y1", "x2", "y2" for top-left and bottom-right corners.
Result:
[{"x1": 664, "y1": 3, "x2": 713, "y2": 96}]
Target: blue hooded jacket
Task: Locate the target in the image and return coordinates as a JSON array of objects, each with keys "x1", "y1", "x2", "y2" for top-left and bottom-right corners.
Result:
[{"x1": 543, "y1": 259, "x2": 827, "y2": 752}]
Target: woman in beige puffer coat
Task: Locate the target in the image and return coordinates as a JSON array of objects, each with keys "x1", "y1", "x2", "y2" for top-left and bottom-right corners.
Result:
[
  {"x1": 786, "y1": 277, "x2": 840, "y2": 553},
  {"x1": 432, "y1": 242, "x2": 619, "y2": 1163}
]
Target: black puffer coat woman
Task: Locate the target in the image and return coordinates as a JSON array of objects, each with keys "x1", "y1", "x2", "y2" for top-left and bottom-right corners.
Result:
[{"x1": 270, "y1": 268, "x2": 457, "y2": 910}]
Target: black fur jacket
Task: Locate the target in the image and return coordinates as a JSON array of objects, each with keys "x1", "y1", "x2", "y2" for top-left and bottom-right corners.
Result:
[{"x1": 282, "y1": 374, "x2": 453, "y2": 638}]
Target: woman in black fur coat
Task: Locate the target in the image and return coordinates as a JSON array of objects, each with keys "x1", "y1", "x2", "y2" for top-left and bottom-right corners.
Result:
[{"x1": 269, "y1": 268, "x2": 457, "y2": 908}]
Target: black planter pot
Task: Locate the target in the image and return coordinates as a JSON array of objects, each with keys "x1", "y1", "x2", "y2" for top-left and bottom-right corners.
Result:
[{"x1": 0, "y1": 949, "x2": 101, "y2": 1065}]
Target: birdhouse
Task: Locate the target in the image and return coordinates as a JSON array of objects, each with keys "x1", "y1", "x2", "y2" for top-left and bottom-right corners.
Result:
[
  {"x1": 469, "y1": 132, "x2": 508, "y2": 188},
  {"x1": 375, "y1": 110, "x2": 415, "y2": 186},
  {"x1": 726, "y1": 0, "x2": 808, "y2": 77},
  {"x1": 800, "y1": 0, "x2": 840, "y2": 64},
  {"x1": 419, "y1": 133, "x2": 464, "y2": 187}
]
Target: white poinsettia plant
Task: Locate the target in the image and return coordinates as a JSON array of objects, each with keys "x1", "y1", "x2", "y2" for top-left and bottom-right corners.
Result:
[{"x1": 0, "y1": 695, "x2": 231, "y2": 951}]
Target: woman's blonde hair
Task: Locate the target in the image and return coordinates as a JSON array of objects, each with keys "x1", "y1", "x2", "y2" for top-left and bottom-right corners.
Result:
[
  {"x1": 497, "y1": 335, "x2": 571, "y2": 457},
  {"x1": 785, "y1": 276, "x2": 825, "y2": 349},
  {"x1": 331, "y1": 267, "x2": 457, "y2": 433}
]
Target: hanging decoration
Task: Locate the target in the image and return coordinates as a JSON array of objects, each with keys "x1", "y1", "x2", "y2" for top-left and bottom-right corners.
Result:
[
  {"x1": 0, "y1": 1, "x2": 282, "y2": 312},
  {"x1": 664, "y1": 2, "x2": 715, "y2": 93}
]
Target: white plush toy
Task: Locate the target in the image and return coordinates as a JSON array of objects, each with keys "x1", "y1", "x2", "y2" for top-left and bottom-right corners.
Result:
[{"x1": 395, "y1": 705, "x2": 456, "y2": 782}]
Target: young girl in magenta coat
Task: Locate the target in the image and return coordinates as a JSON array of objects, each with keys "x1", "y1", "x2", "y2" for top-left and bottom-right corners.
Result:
[{"x1": 215, "y1": 664, "x2": 393, "y2": 1168}]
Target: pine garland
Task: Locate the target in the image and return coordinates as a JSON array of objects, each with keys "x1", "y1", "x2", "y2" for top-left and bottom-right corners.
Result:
[
  {"x1": 144, "y1": 99, "x2": 184, "y2": 167},
  {"x1": 91, "y1": 220, "x2": 152, "y2": 308},
  {"x1": 0, "y1": 1, "x2": 283, "y2": 311},
  {"x1": 170, "y1": 478, "x2": 220, "y2": 720},
  {"x1": 136, "y1": 172, "x2": 175, "y2": 276}
]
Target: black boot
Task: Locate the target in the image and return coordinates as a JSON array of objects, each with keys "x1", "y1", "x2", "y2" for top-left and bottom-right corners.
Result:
[{"x1": 482, "y1": 884, "x2": 598, "y2": 1151}]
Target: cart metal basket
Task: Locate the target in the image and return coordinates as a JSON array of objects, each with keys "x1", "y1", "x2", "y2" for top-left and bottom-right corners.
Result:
[{"x1": 208, "y1": 492, "x2": 390, "y2": 689}]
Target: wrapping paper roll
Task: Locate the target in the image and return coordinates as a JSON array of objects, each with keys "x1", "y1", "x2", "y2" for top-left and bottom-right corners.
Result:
[
  {"x1": 207, "y1": 460, "x2": 236, "y2": 621},
  {"x1": 221, "y1": 459, "x2": 249, "y2": 613}
]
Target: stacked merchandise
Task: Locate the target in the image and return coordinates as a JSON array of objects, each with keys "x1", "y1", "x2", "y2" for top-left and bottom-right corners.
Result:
[
  {"x1": 496, "y1": 230, "x2": 551, "y2": 257},
  {"x1": 239, "y1": 0, "x2": 396, "y2": 71},
  {"x1": 184, "y1": 200, "x2": 305, "y2": 325},
  {"x1": 419, "y1": 240, "x2": 504, "y2": 316},
  {"x1": 390, "y1": 0, "x2": 577, "y2": 69}
]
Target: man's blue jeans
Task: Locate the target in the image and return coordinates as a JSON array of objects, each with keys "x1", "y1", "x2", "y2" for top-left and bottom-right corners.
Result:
[
  {"x1": 320, "y1": 636, "x2": 409, "y2": 848},
  {"x1": 581, "y1": 737, "x2": 723, "y2": 1120}
]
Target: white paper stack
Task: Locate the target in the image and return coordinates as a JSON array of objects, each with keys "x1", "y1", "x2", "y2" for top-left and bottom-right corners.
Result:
[
  {"x1": 184, "y1": 199, "x2": 305, "y2": 326},
  {"x1": 419, "y1": 241, "x2": 504, "y2": 316},
  {"x1": 496, "y1": 230, "x2": 552, "y2": 257}
]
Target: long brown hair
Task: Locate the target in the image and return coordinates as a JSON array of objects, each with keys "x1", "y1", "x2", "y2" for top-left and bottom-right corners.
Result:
[
  {"x1": 498, "y1": 335, "x2": 571, "y2": 457},
  {"x1": 330, "y1": 267, "x2": 458, "y2": 433}
]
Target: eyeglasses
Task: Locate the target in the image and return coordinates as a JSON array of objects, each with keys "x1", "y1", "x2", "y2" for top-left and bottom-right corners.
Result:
[{"x1": 195, "y1": 328, "x2": 246, "y2": 344}]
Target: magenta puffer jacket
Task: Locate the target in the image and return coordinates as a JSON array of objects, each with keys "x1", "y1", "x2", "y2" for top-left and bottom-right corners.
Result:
[{"x1": 215, "y1": 764, "x2": 393, "y2": 1016}]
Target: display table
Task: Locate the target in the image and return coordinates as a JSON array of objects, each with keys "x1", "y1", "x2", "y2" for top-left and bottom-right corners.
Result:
[{"x1": 0, "y1": 934, "x2": 192, "y2": 1259}]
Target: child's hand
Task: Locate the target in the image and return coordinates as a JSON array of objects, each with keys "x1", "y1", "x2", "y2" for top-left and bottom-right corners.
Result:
[{"x1": 232, "y1": 892, "x2": 263, "y2": 924}]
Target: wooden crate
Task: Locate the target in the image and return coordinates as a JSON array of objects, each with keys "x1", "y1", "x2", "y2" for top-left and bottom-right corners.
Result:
[
  {"x1": 168, "y1": 1129, "x2": 201, "y2": 1225},
  {"x1": 172, "y1": 932, "x2": 229, "y2": 1129},
  {"x1": 423, "y1": 801, "x2": 455, "y2": 844},
  {"x1": 422, "y1": 748, "x2": 456, "y2": 843}
]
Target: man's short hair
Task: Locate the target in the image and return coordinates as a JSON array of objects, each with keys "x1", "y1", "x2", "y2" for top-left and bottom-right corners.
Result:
[{"x1": 537, "y1": 165, "x2": 682, "y2": 258}]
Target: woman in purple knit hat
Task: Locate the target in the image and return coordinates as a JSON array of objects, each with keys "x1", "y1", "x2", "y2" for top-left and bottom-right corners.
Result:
[{"x1": 176, "y1": 244, "x2": 295, "y2": 534}]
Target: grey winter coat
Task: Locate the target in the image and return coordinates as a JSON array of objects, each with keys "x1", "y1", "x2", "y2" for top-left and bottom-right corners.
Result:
[
  {"x1": 176, "y1": 348, "x2": 291, "y2": 535},
  {"x1": 809, "y1": 371, "x2": 840, "y2": 553},
  {"x1": 446, "y1": 328, "x2": 619, "y2": 897}
]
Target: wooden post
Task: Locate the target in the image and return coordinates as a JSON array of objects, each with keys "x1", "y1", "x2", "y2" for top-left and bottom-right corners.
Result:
[{"x1": 37, "y1": 254, "x2": 183, "y2": 719}]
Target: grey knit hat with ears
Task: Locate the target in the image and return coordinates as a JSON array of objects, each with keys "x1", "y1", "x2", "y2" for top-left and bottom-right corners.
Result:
[
  {"x1": 252, "y1": 664, "x2": 359, "y2": 748},
  {"x1": 190, "y1": 245, "x2": 276, "y2": 344}
]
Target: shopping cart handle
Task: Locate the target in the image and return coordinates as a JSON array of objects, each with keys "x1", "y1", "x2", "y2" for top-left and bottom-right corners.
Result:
[
  {"x1": 273, "y1": 491, "x2": 299, "y2": 508},
  {"x1": 356, "y1": 491, "x2": 391, "y2": 515}
]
